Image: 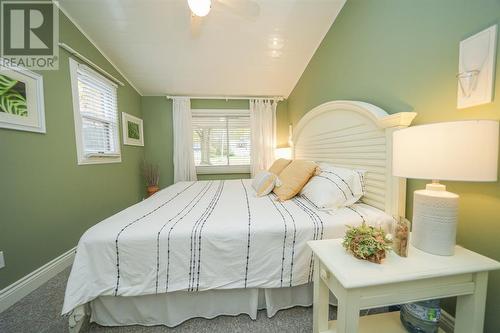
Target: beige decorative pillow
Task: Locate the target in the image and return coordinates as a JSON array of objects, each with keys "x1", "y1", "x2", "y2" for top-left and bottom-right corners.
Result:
[
  {"x1": 268, "y1": 158, "x2": 292, "y2": 175},
  {"x1": 251, "y1": 171, "x2": 279, "y2": 197},
  {"x1": 273, "y1": 160, "x2": 320, "y2": 201}
]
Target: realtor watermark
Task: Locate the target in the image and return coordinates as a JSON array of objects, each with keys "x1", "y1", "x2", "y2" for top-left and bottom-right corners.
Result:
[{"x1": 1, "y1": 1, "x2": 59, "y2": 70}]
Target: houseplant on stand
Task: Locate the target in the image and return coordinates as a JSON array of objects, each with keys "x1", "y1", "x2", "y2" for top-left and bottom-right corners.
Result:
[{"x1": 143, "y1": 161, "x2": 160, "y2": 197}]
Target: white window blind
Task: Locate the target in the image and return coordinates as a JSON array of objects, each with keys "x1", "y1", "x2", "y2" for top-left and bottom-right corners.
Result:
[
  {"x1": 192, "y1": 109, "x2": 250, "y2": 173},
  {"x1": 70, "y1": 58, "x2": 121, "y2": 165},
  {"x1": 77, "y1": 66, "x2": 119, "y2": 155}
]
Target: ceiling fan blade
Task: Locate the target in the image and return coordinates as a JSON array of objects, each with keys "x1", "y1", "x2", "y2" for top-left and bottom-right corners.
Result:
[
  {"x1": 190, "y1": 14, "x2": 204, "y2": 38},
  {"x1": 217, "y1": 0, "x2": 260, "y2": 19}
]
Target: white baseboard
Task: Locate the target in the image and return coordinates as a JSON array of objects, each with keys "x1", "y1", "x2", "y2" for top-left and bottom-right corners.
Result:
[
  {"x1": 0, "y1": 247, "x2": 76, "y2": 313},
  {"x1": 440, "y1": 308, "x2": 455, "y2": 333}
]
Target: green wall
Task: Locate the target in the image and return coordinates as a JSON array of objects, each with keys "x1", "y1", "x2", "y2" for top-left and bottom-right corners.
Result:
[
  {"x1": 142, "y1": 97, "x2": 288, "y2": 187},
  {"x1": 142, "y1": 96, "x2": 174, "y2": 188},
  {"x1": 286, "y1": 1, "x2": 500, "y2": 331},
  {"x1": 0, "y1": 13, "x2": 143, "y2": 289}
]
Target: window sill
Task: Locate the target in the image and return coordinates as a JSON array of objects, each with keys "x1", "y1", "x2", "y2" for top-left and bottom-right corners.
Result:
[
  {"x1": 196, "y1": 165, "x2": 250, "y2": 175},
  {"x1": 77, "y1": 155, "x2": 122, "y2": 165}
]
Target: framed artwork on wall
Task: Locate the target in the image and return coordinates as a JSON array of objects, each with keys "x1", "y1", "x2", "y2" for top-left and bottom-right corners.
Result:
[
  {"x1": 122, "y1": 112, "x2": 144, "y2": 146},
  {"x1": 0, "y1": 60, "x2": 46, "y2": 133},
  {"x1": 457, "y1": 24, "x2": 498, "y2": 109}
]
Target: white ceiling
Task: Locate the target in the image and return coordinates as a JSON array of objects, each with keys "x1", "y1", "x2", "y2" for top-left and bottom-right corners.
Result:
[{"x1": 58, "y1": 0, "x2": 346, "y2": 97}]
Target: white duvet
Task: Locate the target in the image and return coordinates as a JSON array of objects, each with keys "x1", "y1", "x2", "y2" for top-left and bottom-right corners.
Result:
[{"x1": 62, "y1": 179, "x2": 392, "y2": 315}]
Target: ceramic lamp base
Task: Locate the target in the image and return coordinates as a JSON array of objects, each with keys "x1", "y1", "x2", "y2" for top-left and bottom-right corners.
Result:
[{"x1": 411, "y1": 182, "x2": 459, "y2": 256}]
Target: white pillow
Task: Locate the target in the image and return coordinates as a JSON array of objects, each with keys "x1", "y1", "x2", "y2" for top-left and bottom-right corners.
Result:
[
  {"x1": 300, "y1": 164, "x2": 365, "y2": 210},
  {"x1": 251, "y1": 171, "x2": 280, "y2": 197}
]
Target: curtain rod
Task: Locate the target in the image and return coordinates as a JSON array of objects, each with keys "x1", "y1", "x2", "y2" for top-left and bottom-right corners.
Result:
[
  {"x1": 166, "y1": 95, "x2": 285, "y2": 101},
  {"x1": 58, "y1": 43, "x2": 125, "y2": 87}
]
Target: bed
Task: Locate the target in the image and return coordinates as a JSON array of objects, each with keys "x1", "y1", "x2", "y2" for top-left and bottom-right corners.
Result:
[{"x1": 64, "y1": 100, "x2": 416, "y2": 331}]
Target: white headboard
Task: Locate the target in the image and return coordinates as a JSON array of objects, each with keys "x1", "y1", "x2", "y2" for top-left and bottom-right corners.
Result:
[{"x1": 293, "y1": 100, "x2": 416, "y2": 217}]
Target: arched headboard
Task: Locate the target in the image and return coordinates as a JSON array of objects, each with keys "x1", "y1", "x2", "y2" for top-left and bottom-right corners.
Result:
[{"x1": 293, "y1": 100, "x2": 416, "y2": 217}]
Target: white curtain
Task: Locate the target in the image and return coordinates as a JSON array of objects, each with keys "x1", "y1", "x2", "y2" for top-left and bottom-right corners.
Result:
[
  {"x1": 250, "y1": 99, "x2": 277, "y2": 177},
  {"x1": 172, "y1": 97, "x2": 197, "y2": 182}
]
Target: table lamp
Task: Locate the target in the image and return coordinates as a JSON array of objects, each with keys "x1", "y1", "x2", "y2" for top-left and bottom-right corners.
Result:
[
  {"x1": 393, "y1": 120, "x2": 499, "y2": 256},
  {"x1": 275, "y1": 146, "x2": 293, "y2": 160}
]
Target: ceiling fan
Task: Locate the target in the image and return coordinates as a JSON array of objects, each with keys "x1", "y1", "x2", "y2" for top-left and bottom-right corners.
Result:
[{"x1": 187, "y1": 0, "x2": 260, "y2": 37}]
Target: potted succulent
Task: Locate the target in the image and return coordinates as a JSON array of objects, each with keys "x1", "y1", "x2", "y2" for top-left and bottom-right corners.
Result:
[
  {"x1": 342, "y1": 223, "x2": 392, "y2": 264},
  {"x1": 143, "y1": 161, "x2": 160, "y2": 197}
]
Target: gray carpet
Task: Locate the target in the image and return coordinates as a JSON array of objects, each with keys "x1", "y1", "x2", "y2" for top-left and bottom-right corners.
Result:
[
  {"x1": 0, "y1": 267, "x2": 386, "y2": 333},
  {"x1": 0, "y1": 267, "x2": 318, "y2": 333}
]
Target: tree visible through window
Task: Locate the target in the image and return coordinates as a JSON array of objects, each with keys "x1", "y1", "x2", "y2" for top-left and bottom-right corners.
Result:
[{"x1": 192, "y1": 111, "x2": 250, "y2": 169}]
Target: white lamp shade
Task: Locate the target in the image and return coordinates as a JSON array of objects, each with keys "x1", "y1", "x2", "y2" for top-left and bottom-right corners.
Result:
[
  {"x1": 393, "y1": 120, "x2": 499, "y2": 181},
  {"x1": 188, "y1": 0, "x2": 211, "y2": 16},
  {"x1": 275, "y1": 147, "x2": 293, "y2": 160}
]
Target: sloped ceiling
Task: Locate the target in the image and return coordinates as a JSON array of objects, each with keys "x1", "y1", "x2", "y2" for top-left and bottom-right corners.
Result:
[{"x1": 58, "y1": 0, "x2": 346, "y2": 97}]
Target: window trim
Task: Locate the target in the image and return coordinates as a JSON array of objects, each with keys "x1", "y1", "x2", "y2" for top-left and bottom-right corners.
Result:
[
  {"x1": 196, "y1": 165, "x2": 251, "y2": 175},
  {"x1": 69, "y1": 58, "x2": 121, "y2": 165},
  {"x1": 192, "y1": 108, "x2": 251, "y2": 174}
]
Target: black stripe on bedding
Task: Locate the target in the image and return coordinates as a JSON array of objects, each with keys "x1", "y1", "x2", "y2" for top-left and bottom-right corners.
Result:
[
  {"x1": 241, "y1": 180, "x2": 252, "y2": 288},
  {"x1": 188, "y1": 182, "x2": 222, "y2": 291},
  {"x1": 296, "y1": 196, "x2": 324, "y2": 281},
  {"x1": 277, "y1": 200, "x2": 297, "y2": 287},
  {"x1": 296, "y1": 196, "x2": 324, "y2": 241},
  {"x1": 163, "y1": 182, "x2": 214, "y2": 292},
  {"x1": 293, "y1": 198, "x2": 319, "y2": 282},
  {"x1": 114, "y1": 181, "x2": 197, "y2": 296},
  {"x1": 293, "y1": 196, "x2": 325, "y2": 282},
  {"x1": 301, "y1": 194, "x2": 321, "y2": 210},
  {"x1": 347, "y1": 205, "x2": 366, "y2": 224},
  {"x1": 295, "y1": 195, "x2": 324, "y2": 239},
  {"x1": 321, "y1": 170, "x2": 354, "y2": 196},
  {"x1": 356, "y1": 170, "x2": 366, "y2": 195},
  {"x1": 316, "y1": 175, "x2": 348, "y2": 200},
  {"x1": 154, "y1": 181, "x2": 214, "y2": 293},
  {"x1": 268, "y1": 194, "x2": 288, "y2": 288},
  {"x1": 193, "y1": 180, "x2": 225, "y2": 291},
  {"x1": 293, "y1": 198, "x2": 318, "y2": 241}
]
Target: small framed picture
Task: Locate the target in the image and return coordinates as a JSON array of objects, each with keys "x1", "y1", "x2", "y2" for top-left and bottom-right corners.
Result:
[
  {"x1": 0, "y1": 59, "x2": 45, "y2": 133},
  {"x1": 122, "y1": 112, "x2": 144, "y2": 146}
]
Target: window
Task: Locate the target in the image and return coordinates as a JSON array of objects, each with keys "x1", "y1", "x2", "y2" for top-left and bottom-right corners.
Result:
[
  {"x1": 69, "y1": 58, "x2": 121, "y2": 165},
  {"x1": 192, "y1": 109, "x2": 251, "y2": 174}
]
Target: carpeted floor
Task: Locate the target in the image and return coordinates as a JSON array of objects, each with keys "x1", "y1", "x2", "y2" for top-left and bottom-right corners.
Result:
[
  {"x1": 0, "y1": 267, "x2": 318, "y2": 333},
  {"x1": 0, "y1": 267, "x2": 386, "y2": 333}
]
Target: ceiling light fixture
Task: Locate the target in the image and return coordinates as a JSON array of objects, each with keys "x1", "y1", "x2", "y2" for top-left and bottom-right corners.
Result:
[
  {"x1": 268, "y1": 36, "x2": 284, "y2": 50},
  {"x1": 188, "y1": 0, "x2": 211, "y2": 17}
]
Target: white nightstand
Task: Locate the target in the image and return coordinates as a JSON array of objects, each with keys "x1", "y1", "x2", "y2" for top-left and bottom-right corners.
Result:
[{"x1": 308, "y1": 238, "x2": 500, "y2": 333}]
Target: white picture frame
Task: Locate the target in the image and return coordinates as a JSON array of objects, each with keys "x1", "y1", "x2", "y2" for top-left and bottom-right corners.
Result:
[
  {"x1": 122, "y1": 112, "x2": 144, "y2": 146},
  {"x1": 0, "y1": 59, "x2": 46, "y2": 133}
]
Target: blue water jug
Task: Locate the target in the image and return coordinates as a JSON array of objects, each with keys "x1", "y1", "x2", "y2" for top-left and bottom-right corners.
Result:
[{"x1": 400, "y1": 299, "x2": 441, "y2": 333}]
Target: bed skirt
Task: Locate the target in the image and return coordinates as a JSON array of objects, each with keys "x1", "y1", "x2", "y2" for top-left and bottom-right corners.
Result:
[{"x1": 85, "y1": 283, "x2": 335, "y2": 328}]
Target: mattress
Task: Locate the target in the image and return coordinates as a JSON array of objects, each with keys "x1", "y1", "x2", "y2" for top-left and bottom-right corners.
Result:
[{"x1": 63, "y1": 179, "x2": 393, "y2": 315}]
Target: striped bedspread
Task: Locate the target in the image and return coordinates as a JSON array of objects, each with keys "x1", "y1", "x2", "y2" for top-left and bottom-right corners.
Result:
[{"x1": 62, "y1": 179, "x2": 392, "y2": 315}]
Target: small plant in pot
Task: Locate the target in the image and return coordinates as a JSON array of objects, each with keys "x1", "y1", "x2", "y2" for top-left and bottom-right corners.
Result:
[
  {"x1": 342, "y1": 223, "x2": 392, "y2": 264},
  {"x1": 143, "y1": 161, "x2": 160, "y2": 197}
]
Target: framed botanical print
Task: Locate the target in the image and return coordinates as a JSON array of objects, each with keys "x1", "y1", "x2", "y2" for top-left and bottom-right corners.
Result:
[
  {"x1": 0, "y1": 60, "x2": 46, "y2": 133},
  {"x1": 122, "y1": 112, "x2": 144, "y2": 146}
]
